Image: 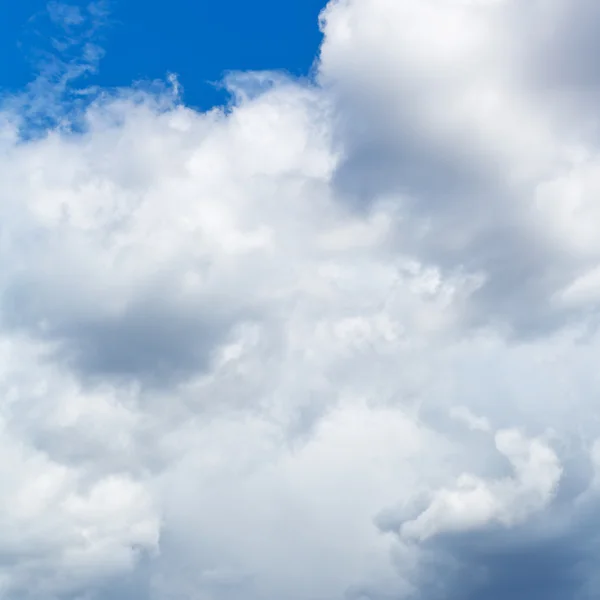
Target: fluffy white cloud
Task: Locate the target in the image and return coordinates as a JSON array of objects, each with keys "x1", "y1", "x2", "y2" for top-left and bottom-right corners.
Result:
[
  {"x1": 401, "y1": 429, "x2": 562, "y2": 541},
  {"x1": 2, "y1": 1, "x2": 600, "y2": 599}
]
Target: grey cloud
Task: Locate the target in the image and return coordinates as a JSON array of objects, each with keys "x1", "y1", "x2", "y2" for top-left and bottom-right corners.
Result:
[
  {"x1": 413, "y1": 518, "x2": 597, "y2": 600},
  {"x1": 331, "y1": 125, "x2": 574, "y2": 338},
  {"x1": 325, "y1": 71, "x2": 593, "y2": 341},
  {"x1": 50, "y1": 302, "x2": 228, "y2": 387},
  {"x1": 91, "y1": 559, "x2": 153, "y2": 600},
  {"x1": 522, "y1": 0, "x2": 600, "y2": 90},
  {"x1": 391, "y1": 460, "x2": 600, "y2": 600},
  {"x1": 2, "y1": 283, "x2": 234, "y2": 387}
]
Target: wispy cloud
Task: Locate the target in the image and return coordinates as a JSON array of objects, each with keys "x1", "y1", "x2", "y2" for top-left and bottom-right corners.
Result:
[{"x1": 4, "y1": 1, "x2": 111, "y2": 136}]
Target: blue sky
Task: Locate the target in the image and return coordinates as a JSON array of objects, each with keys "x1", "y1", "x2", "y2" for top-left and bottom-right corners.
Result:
[{"x1": 1, "y1": 0, "x2": 327, "y2": 110}]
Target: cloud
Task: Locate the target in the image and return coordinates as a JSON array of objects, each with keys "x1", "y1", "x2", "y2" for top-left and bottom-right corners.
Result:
[
  {"x1": 319, "y1": 0, "x2": 600, "y2": 337},
  {"x1": 2, "y1": 0, "x2": 600, "y2": 598},
  {"x1": 399, "y1": 429, "x2": 562, "y2": 542},
  {"x1": 5, "y1": 1, "x2": 110, "y2": 137}
]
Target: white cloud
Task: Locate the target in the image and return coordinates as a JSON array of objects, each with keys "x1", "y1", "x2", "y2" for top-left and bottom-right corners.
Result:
[
  {"x1": 2, "y1": 1, "x2": 600, "y2": 599},
  {"x1": 401, "y1": 429, "x2": 562, "y2": 541}
]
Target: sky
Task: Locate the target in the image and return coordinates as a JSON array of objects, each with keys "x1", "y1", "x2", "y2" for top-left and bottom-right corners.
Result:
[
  {"x1": 4, "y1": 1, "x2": 600, "y2": 599},
  {"x1": 0, "y1": 0, "x2": 326, "y2": 110}
]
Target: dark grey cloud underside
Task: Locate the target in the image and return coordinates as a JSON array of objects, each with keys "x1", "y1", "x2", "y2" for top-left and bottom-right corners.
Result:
[
  {"x1": 0, "y1": 276, "x2": 248, "y2": 387},
  {"x1": 410, "y1": 480, "x2": 600, "y2": 600}
]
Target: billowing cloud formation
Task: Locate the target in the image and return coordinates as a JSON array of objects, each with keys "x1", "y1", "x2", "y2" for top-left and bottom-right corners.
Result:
[{"x1": 2, "y1": 0, "x2": 600, "y2": 598}]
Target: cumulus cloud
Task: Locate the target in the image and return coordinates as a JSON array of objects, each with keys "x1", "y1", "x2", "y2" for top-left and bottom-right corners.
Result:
[{"x1": 2, "y1": 0, "x2": 600, "y2": 598}]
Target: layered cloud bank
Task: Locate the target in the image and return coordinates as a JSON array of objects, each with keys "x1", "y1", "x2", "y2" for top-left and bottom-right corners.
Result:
[{"x1": 2, "y1": 0, "x2": 600, "y2": 598}]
